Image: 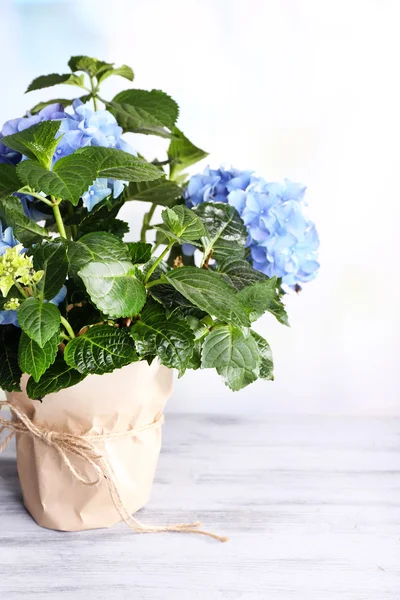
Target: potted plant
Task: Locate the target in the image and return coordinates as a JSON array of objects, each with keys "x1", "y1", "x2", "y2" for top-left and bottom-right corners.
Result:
[{"x1": 0, "y1": 56, "x2": 319, "y2": 539}]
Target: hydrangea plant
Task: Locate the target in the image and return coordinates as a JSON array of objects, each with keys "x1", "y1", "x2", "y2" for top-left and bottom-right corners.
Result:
[{"x1": 0, "y1": 55, "x2": 319, "y2": 399}]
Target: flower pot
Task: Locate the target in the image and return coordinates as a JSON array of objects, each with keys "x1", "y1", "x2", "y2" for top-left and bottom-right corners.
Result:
[{"x1": 5, "y1": 361, "x2": 173, "y2": 532}]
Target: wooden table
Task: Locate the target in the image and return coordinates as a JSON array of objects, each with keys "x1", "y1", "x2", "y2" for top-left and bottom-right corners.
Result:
[{"x1": 0, "y1": 413, "x2": 399, "y2": 599}]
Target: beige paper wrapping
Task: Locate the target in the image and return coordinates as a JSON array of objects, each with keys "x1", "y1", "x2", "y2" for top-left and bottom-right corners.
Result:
[{"x1": 5, "y1": 361, "x2": 173, "y2": 532}]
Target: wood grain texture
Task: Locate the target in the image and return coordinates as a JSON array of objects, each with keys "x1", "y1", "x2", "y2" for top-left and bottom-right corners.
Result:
[{"x1": 0, "y1": 414, "x2": 399, "y2": 600}]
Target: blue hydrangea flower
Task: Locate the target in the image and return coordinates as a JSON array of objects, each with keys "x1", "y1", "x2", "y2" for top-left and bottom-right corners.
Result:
[
  {"x1": 184, "y1": 166, "x2": 320, "y2": 287},
  {"x1": 81, "y1": 178, "x2": 126, "y2": 212},
  {"x1": 0, "y1": 103, "x2": 67, "y2": 165},
  {"x1": 0, "y1": 221, "x2": 19, "y2": 255}
]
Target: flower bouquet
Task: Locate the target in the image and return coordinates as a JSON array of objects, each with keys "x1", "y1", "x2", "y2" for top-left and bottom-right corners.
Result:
[{"x1": 0, "y1": 56, "x2": 319, "y2": 538}]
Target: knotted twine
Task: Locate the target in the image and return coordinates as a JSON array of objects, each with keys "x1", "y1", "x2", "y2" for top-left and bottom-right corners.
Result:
[{"x1": 0, "y1": 401, "x2": 227, "y2": 542}]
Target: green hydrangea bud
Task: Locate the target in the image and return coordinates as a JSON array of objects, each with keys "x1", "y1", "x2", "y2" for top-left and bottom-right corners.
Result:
[
  {"x1": 4, "y1": 297, "x2": 21, "y2": 310},
  {"x1": 0, "y1": 245, "x2": 43, "y2": 298}
]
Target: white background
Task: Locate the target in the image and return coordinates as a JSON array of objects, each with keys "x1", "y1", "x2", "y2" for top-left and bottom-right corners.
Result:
[{"x1": 1, "y1": 0, "x2": 399, "y2": 415}]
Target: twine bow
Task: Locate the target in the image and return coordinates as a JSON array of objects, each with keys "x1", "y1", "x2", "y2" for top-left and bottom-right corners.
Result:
[{"x1": 0, "y1": 401, "x2": 227, "y2": 542}]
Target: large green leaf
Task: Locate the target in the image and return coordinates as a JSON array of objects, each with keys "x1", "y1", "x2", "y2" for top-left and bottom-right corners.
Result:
[
  {"x1": 67, "y1": 231, "x2": 130, "y2": 278},
  {"x1": 155, "y1": 205, "x2": 206, "y2": 245},
  {"x1": 0, "y1": 327, "x2": 21, "y2": 392},
  {"x1": 216, "y1": 256, "x2": 266, "y2": 291},
  {"x1": 18, "y1": 331, "x2": 59, "y2": 382},
  {"x1": 109, "y1": 89, "x2": 179, "y2": 138},
  {"x1": 125, "y1": 179, "x2": 182, "y2": 206},
  {"x1": 2, "y1": 121, "x2": 62, "y2": 169},
  {"x1": 64, "y1": 325, "x2": 137, "y2": 375},
  {"x1": 0, "y1": 164, "x2": 22, "y2": 199},
  {"x1": 163, "y1": 267, "x2": 250, "y2": 327},
  {"x1": 32, "y1": 241, "x2": 68, "y2": 301},
  {"x1": 18, "y1": 297, "x2": 60, "y2": 348},
  {"x1": 250, "y1": 331, "x2": 274, "y2": 380},
  {"x1": 127, "y1": 242, "x2": 152, "y2": 265},
  {"x1": 238, "y1": 279, "x2": 289, "y2": 326},
  {"x1": 26, "y1": 356, "x2": 86, "y2": 400},
  {"x1": 194, "y1": 202, "x2": 247, "y2": 262},
  {"x1": 130, "y1": 301, "x2": 194, "y2": 376},
  {"x1": 26, "y1": 73, "x2": 85, "y2": 93},
  {"x1": 201, "y1": 325, "x2": 260, "y2": 391},
  {"x1": 0, "y1": 196, "x2": 49, "y2": 245},
  {"x1": 168, "y1": 127, "x2": 208, "y2": 181},
  {"x1": 17, "y1": 146, "x2": 162, "y2": 205},
  {"x1": 79, "y1": 262, "x2": 147, "y2": 318}
]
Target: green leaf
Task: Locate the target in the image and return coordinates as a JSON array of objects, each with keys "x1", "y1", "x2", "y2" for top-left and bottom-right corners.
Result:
[
  {"x1": 251, "y1": 331, "x2": 274, "y2": 380},
  {"x1": 130, "y1": 301, "x2": 194, "y2": 376},
  {"x1": 64, "y1": 325, "x2": 137, "y2": 375},
  {"x1": 0, "y1": 196, "x2": 49, "y2": 245},
  {"x1": 98, "y1": 64, "x2": 134, "y2": 83},
  {"x1": 18, "y1": 331, "x2": 59, "y2": 382},
  {"x1": 76, "y1": 197, "x2": 128, "y2": 238},
  {"x1": 0, "y1": 327, "x2": 21, "y2": 392},
  {"x1": 155, "y1": 205, "x2": 206, "y2": 245},
  {"x1": 0, "y1": 164, "x2": 22, "y2": 199},
  {"x1": 125, "y1": 179, "x2": 182, "y2": 206},
  {"x1": 18, "y1": 297, "x2": 60, "y2": 348},
  {"x1": 29, "y1": 98, "x2": 74, "y2": 115},
  {"x1": 79, "y1": 262, "x2": 146, "y2": 318},
  {"x1": 238, "y1": 279, "x2": 289, "y2": 326},
  {"x1": 26, "y1": 356, "x2": 86, "y2": 400},
  {"x1": 2, "y1": 121, "x2": 62, "y2": 169},
  {"x1": 68, "y1": 56, "x2": 113, "y2": 77},
  {"x1": 194, "y1": 202, "x2": 247, "y2": 262},
  {"x1": 17, "y1": 146, "x2": 161, "y2": 205},
  {"x1": 32, "y1": 240, "x2": 68, "y2": 301},
  {"x1": 26, "y1": 73, "x2": 85, "y2": 93},
  {"x1": 201, "y1": 325, "x2": 260, "y2": 391},
  {"x1": 216, "y1": 256, "x2": 266, "y2": 291},
  {"x1": 67, "y1": 231, "x2": 130, "y2": 278},
  {"x1": 110, "y1": 88, "x2": 179, "y2": 134},
  {"x1": 127, "y1": 242, "x2": 152, "y2": 264},
  {"x1": 168, "y1": 127, "x2": 208, "y2": 180},
  {"x1": 163, "y1": 267, "x2": 250, "y2": 327}
]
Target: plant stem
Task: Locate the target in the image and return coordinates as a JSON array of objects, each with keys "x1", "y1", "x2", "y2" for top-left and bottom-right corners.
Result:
[
  {"x1": 52, "y1": 202, "x2": 67, "y2": 239},
  {"x1": 14, "y1": 281, "x2": 29, "y2": 299},
  {"x1": 145, "y1": 277, "x2": 165, "y2": 289},
  {"x1": 144, "y1": 243, "x2": 173, "y2": 283},
  {"x1": 18, "y1": 187, "x2": 53, "y2": 206},
  {"x1": 90, "y1": 76, "x2": 99, "y2": 110},
  {"x1": 140, "y1": 203, "x2": 157, "y2": 243},
  {"x1": 60, "y1": 316, "x2": 75, "y2": 339}
]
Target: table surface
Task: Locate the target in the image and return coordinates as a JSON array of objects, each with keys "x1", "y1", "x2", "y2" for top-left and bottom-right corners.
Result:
[{"x1": 0, "y1": 413, "x2": 399, "y2": 600}]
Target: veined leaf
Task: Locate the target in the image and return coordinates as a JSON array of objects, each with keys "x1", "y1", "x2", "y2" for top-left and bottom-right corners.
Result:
[
  {"x1": 26, "y1": 356, "x2": 86, "y2": 400},
  {"x1": 0, "y1": 196, "x2": 49, "y2": 245},
  {"x1": 163, "y1": 267, "x2": 250, "y2": 327},
  {"x1": 168, "y1": 127, "x2": 208, "y2": 181},
  {"x1": 98, "y1": 64, "x2": 134, "y2": 83},
  {"x1": 125, "y1": 179, "x2": 182, "y2": 206},
  {"x1": 238, "y1": 279, "x2": 289, "y2": 326},
  {"x1": 0, "y1": 327, "x2": 21, "y2": 392},
  {"x1": 130, "y1": 301, "x2": 194, "y2": 376},
  {"x1": 127, "y1": 242, "x2": 152, "y2": 265},
  {"x1": 26, "y1": 73, "x2": 85, "y2": 93},
  {"x1": 18, "y1": 331, "x2": 59, "y2": 382},
  {"x1": 251, "y1": 331, "x2": 274, "y2": 380},
  {"x1": 216, "y1": 256, "x2": 266, "y2": 290},
  {"x1": 0, "y1": 164, "x2": 22, "y2": 199},
  {"x1": 202, "y1": 325, "x2": 260, "y2": 391},
  {"x1": 68, "y1": 56, "x2": 113, "y2": 77},
  {"x1": 2, "y1": 121, "x2": 62, "y2": 170},
  {"x1": 32, "y1": 240, "x2": 68, "y2": 301},
  {"x1": 67, "y1": 231, "x2": 131, "y2": 278},
  {"x1": 155, "y1": 205, "x2": 206, "y2": 245},
  {"x1": 64, "y1": 325, "x2": 137, "y2": 375},
  {"x1": 194, "y1": 202, "x2": 247, "y2": 262},
  {"x1": 78, "y1": 261, "x2": 147, "y2": 318},
  {"x1": 18, "y1": 297, "x2": 60, "y2": 348}
]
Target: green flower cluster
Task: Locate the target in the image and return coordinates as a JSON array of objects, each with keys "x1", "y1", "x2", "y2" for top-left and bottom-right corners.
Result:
[{"x1": 0, "y1": 245, "x2": 43, "y2": 297}]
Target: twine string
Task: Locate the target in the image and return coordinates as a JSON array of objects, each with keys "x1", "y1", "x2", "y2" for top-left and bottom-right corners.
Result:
[{"x1": 0, "y1": 401, "x2": 227, "y2": 543}]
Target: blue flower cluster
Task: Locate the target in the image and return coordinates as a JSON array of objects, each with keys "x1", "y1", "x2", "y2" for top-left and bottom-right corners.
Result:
[
  {"x1": 0, "y1": 222, "x2": 66, "y2": 326},
  {"x1": 0, "y1": 100, "x2": 135, "y2": 212},
  {"x1": 184, "y1": 166, "x2": 319, "y2": 287}
]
